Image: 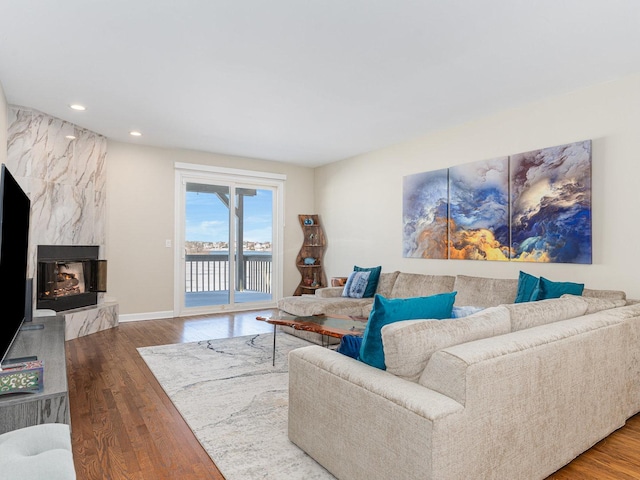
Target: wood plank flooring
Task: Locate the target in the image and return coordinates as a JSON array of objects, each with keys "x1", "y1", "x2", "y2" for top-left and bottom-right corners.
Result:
[
  {"x1": 66, "y1": 309, "x2": 640, "y2": 479},
  {"x1": 66, "y1": 309, "x2": 275, "y2": 480}
]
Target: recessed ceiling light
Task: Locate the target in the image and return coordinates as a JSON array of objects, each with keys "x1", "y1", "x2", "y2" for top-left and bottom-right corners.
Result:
[
  {"x1": 129, "y1": 131, "x2": 142, "y2": 137},
  {"x1": 65, "y1": 135, "x2": 76, "y2": 140},
  {"x1": 69, "y1": 104, "x2": 86, "y2": 111}
]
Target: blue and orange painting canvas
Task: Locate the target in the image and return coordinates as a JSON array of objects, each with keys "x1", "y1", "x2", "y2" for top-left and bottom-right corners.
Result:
[
  {"x1": 449, "y1": 157, "x2": 510, "y2": 261},
  {"x1": 403, "y1": 169, "x2": 448, "y2": 259},
  {"x1": 510, "y1": 140, "x2": 592, "y2": 263}
]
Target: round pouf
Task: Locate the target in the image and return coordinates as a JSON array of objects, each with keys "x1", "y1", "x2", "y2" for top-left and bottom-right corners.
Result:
[{"x1": 0, "y1": 423, "x2": 75, "y2": 479}]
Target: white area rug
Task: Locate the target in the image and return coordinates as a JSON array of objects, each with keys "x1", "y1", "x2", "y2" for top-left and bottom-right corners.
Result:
[{"x1": 138, "y1": 333, "x2": 336, "y2": 479}]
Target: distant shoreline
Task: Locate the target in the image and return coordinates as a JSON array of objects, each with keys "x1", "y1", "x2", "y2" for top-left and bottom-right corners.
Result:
[{"x1": 186, "y1": 250, "x2": 272, "y2": 255}]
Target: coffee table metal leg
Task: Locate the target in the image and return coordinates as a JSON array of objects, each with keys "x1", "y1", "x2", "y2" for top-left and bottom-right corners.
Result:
[{"x1": 272, "y1": 324, "x2": 276, "y2": 366}]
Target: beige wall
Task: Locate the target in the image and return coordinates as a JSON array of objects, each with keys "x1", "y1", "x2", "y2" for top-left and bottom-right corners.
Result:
[
  {"x1": 106, "y1": 141, "x2": 314, "y2": 316},
  {"x1": 316, "y1": 73, "x2": 640, "y2": 299},
  {"x1": 0, "y1": 81, "x2": 7, "y2": 164}
]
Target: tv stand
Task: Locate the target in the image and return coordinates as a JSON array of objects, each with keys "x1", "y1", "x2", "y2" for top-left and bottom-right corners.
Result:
[{"x1": 0, "y1": 314, "x2": 68, "y2": 434}]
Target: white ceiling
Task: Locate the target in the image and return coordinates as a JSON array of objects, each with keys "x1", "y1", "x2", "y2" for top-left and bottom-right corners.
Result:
[{"x1": 1, "y1": 1, "x2": 639, "y2": 167}]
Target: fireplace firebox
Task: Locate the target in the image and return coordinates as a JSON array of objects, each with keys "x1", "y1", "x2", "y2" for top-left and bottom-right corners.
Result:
[{"x1": 37, "y1": 245, "x2": 107, "y2": 312}]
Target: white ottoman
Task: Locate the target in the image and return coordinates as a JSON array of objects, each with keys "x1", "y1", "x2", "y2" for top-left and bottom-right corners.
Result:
[{"x1": 0, "y1": 423, "x2": 75, "y2": 479}]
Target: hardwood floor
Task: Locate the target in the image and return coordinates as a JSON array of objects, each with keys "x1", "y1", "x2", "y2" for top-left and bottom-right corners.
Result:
[
  {"x1": 66, "y1": 310, "x2": 640, "y2": 479},
  {"x1": 66, "y1": 309, "x2": 276, "y2": 480}
]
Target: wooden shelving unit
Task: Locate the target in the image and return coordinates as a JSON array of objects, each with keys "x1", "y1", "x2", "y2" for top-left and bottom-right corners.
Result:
[{"x1": 294, "y1": 214, "x2": 327, "y2": 296}]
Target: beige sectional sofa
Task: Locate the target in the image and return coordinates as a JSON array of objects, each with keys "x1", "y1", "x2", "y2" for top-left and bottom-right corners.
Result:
[
  {"x1": 288, "y1": 292, "x2": 640, "y2": 480},
  {"x1": 277, "y1": 271, "x2": 626, "y2": 317}
]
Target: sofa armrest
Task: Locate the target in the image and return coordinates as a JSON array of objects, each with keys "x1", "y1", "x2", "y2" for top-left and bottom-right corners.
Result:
[
  {"x1": 289, "y1": 346, "x2": 462, "y2": 480},
  {"x1": 315, "y1": 286, "x2": 344, "y2": 298},
  {"x1": 290, "y1": 346, "x2": 463, "y2": 419}
]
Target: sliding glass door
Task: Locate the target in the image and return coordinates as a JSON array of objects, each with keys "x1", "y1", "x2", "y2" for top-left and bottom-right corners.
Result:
[{"x1": 175, "y1": 164, "x2": 283, "y2": 316}]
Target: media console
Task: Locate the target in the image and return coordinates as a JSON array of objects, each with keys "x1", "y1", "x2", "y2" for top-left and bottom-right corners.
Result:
[{"x1": 0, "y1": 313, "x2": 69, "y2": 434}]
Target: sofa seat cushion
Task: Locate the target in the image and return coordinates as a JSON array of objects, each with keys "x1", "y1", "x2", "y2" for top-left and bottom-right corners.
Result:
[
  {"x1": 453, "y1": 275, "x2": 518, "y2": 308},
  {"x1": 390, "y1": 273, "x2": 455, "y2": 298},
  {"x1": 315, "y1": 287, "x2": 344, "y2": 298},
  {"x1": 382, "y1": 306, "x2": 511, "y2": 382}
]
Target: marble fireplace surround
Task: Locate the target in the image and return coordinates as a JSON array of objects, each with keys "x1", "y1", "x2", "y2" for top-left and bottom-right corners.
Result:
[
  {"x1": 7, "y1": 106, "x2": 118, "y2": 340},
  {"x1": 62, "y1": 301, "x2": 119, "y2": 341}
]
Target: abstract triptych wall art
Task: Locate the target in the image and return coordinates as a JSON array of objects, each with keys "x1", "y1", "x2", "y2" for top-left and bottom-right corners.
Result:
[
  {"x1": 403, "y1": 168, "x2": 449, "y2": 259},
  {"x1": 510, "y1": 141, "x2": 592, "y2": 263},
  {"x1": 448, "y1": 157, "x2": 509, "y2": 261},
  {"x1": 402, "y1": 140, "x2": 592, "y2": 264}
]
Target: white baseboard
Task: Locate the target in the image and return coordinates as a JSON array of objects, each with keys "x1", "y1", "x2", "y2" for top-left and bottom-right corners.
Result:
[
  {"x1": 119, "y1": 302, "x2": 278, "y2": 323},
  {"x1": 118, "y1": 310, "x2": 175, "y2": 323}
]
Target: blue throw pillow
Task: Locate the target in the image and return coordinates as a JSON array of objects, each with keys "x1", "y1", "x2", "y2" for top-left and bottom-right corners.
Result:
[
  {"x1": 532, "y1": 276, "x2": 584, "y2": 300},
  {"x1": 358, "y1": 292, "x2": 457, "y2": 370},
  {"x1": 451, "y1": 306, "x2": 484, "y2": 318},
  {"x1": 341, "y1": 271, "x2": 371, "y2": 298},
  {"x1": 515, "y1": 271, "x2": 540, "y2": 303},
  {"x1": 337, "y1": 335, "x2": 363, "y2": 359},
  {"x1": 354, "y1": 265, "x2": 382, "y2": 298}
]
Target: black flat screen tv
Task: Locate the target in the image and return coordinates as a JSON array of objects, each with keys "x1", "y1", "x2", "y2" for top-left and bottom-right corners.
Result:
[{"x1": 0, "y1": 164, "x2": 31, "y2": 366}]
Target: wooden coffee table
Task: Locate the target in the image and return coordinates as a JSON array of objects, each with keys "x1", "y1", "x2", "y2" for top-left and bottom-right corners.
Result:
[{"x1": 256, "y1": 312, "x2": 367, "y2": 365}]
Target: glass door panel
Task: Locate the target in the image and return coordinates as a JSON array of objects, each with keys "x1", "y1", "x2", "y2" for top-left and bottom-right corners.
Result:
[
  {"x1": 235, "y1": 188, "x2": 273, "y2": 304},
  {"x1": 181, "y1": 180, "x2": 275, "y2": 312},
  {"x1": 184, "y1": 182, "x2": 231, "y2": 308}
]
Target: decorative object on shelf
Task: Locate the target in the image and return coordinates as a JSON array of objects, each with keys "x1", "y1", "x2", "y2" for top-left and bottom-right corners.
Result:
[
  {"x1": 331, "y1": 277, "x2": 348, "y2": 287},
  {"x1": 0, "y1": 360, "x2": 44, "y2": 395},
  {"x1": 294, "y1": 214, "x2": 326, "y2": 296}
]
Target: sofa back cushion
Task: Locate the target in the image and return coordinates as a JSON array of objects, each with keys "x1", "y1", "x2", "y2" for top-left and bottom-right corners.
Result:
[
  {"x1": 382, "y1": 306, "x2": 511, "y2": 382},
  {"x1": 570, "y1": 295, "x2": 626, "y2": 314},
  {"x1": 453, "y1": 275, "x2": 518, "y2": 308},
  {"x1": 505, "y1": 296, "x2": 588, "y2": 331},
  {"x1": 375, "y1": 271, "x2": 400, "y2": 297},
  {"x1": 389, "y1": 273, "x2": 455, "y2": 299},
  {"x1": 583, "y1": 288, "x2": 627, "y2": 302}
]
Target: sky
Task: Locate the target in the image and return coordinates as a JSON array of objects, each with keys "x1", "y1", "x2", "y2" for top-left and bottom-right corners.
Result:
[{"x1": 185, "y1": 188, "x2": 273, "y2": 243}]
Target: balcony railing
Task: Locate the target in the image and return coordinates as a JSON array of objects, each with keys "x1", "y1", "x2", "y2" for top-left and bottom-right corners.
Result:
[{"x1": 185, "y1": 252, "x2": 272, "y2": 294}]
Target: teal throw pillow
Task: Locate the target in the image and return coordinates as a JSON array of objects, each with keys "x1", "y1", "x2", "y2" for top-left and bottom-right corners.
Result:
[
  {"x1": 532, "y1": 276, "x2": 584, "y2": 300},
  {"x1": 354, "y1": 265, "x2": 382, "y2": 298},
  {"x1": 358, "y1": 292, "x2": 457, "y2": 370},
  {"x1": 515, "y1": 271, "x2": 540, "y2": 303},
  {"x1": 341, "y1": 271, "x2": 371, "y2": 298}
]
